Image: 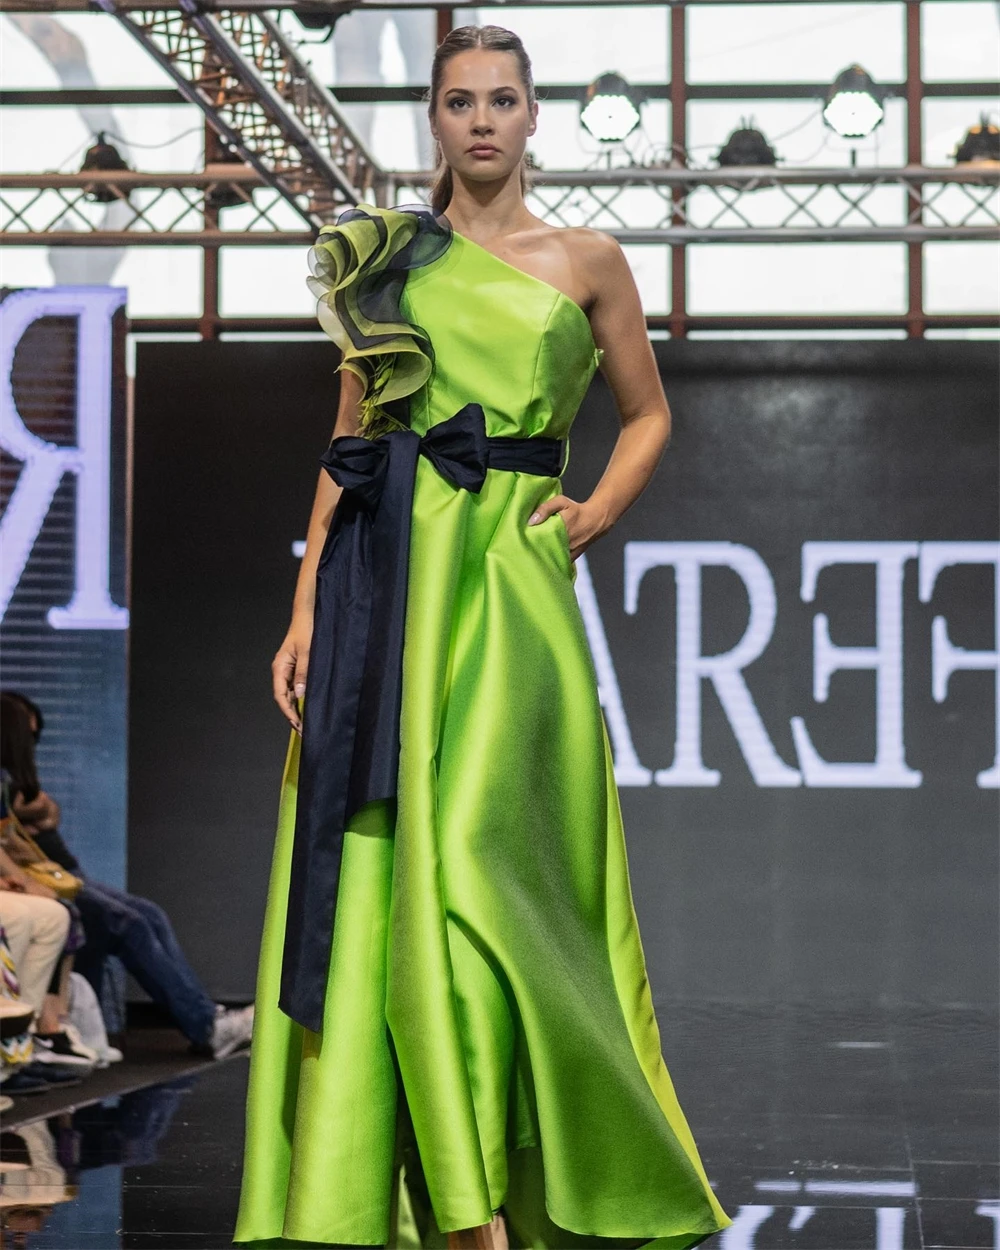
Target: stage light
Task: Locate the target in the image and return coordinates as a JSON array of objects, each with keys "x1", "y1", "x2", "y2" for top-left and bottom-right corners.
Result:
[
  {"x1": 716, "y1": 120, "x2": 777, "y2": 167},
  {"x1": 80, "y1": 132, "x2": 130, "y2": 203},
  {"x1": 954, "y1": 113, "x2": 1000, "y2": 165},
  {"x1": 823, "y1": 65, "x2": 885, "y2": 139},
  {"x1": 293, "y1": 0, "x2": 355, "y2": 34},
  {"x1": 580, "y1": 72, "x2": 645, "y2": 143}
]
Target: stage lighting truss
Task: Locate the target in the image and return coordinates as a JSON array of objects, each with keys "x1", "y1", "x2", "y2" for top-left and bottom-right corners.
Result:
[
  {"x1": 0, "y1": 170, "x2": 316, "y2": 245},
  {"x1": 3, "y1": 167, "x2": 997, "y2": 246},
  {"x1": 89, "y1": 2, "x2": 381, "y2": 227},
  {"x1": 497, "y1": 167, "x2": 999, "y2": 243}
]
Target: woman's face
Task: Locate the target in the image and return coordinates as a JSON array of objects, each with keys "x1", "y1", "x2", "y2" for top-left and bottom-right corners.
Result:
[{"x1": 431, "y1": 48, "x2": 536, "y2": 186}]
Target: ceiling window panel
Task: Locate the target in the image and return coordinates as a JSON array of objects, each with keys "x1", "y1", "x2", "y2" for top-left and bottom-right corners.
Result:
[
  {"x1": 921, "y1": 2, "x2": 1000, "y2": 81},
  {"x1": 689, "y1": 242, "x2": 906, "y2": 314},
  {"x1": 450, "y1": 6, "x2": 669, "y2": 85},
  {"x1": 1, "y1": 12, "x2": 176, "y2": 88},
  {"x1": 688, "y1": 3, "x2": 904, "y2": 86},
  {"x1": 220, "y1": 247, "x2": 316, "y2": 319},
  {"x1": 924, "y1": 242, "x2": 1000, "y2": 313}
]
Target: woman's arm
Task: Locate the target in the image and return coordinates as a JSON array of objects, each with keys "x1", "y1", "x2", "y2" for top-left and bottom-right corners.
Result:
[
  {"x1": 272, "y1": 367, "x2": 364, "y2": 732},
  {"x1": 527, "y1": 231, "x2": 672, "y2": 561}
]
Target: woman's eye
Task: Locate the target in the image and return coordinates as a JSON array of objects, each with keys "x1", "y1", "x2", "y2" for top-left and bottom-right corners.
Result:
[{"x1": 447, "y1": 96, "x2": 516, "y2": 109}]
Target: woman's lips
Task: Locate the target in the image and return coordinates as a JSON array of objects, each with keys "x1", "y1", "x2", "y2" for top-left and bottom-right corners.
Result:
[{"x1": 469, "y1": 146, "x2": 499, "y2": 157}]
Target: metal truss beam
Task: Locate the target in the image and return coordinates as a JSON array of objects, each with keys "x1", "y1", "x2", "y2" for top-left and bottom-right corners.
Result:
[
  {"x1": 3, "y1": 81, "x2": 997, "y2": 106},
  {"x1": 0, "y1": 0, "x2": 928, "y2": 9},
  {"x1": 125, "y1": 313, "x2": 1000, "y2": 334},
  {"x1": 91, "y1": 2, "x2": 385, "y2": 226},
  {"x1": 4, "y1": 168, "x2": 996, "y2": 246}
]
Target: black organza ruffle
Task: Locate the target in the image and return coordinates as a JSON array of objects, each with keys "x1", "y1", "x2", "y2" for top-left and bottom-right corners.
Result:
[{"x1": 307, "y1": 202, "x2": 454, "y2": 437}]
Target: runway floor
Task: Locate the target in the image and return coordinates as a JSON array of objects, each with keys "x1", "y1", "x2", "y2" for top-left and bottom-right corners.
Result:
[{"x1": 0, "y1": 999, "x2": 995, "y2": 1249}]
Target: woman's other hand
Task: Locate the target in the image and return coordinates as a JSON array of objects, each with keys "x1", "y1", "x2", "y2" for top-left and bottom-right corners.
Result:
[
  {"x1": 272, "y1": 614, "x2": 313, "y2": 735},
  {"x1": 527, "y1": 495, "x2": 611, "y2": 562}
]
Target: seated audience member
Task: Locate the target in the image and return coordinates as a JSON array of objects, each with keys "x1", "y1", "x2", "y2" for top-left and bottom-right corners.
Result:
[
  {"x1": 1, "y1": 760, "x2": 96, "y2": 1083},
  {"x1": 0, "y1": 900, "x2": 93, "y2": 1094},
  {"x1": 1, "y1": 692, "x2": 253, "y2": 1059}
]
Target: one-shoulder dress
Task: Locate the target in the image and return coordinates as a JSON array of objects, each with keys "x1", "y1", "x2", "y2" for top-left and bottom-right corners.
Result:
[{"x1": 233, "y1": 203, "x2": 732, "y2": 1249}]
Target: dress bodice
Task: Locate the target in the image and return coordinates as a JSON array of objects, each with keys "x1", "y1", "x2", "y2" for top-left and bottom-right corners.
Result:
[
  {"x1": 304, "y1": 203, "x2": 601, "y2": 444},
  {"x1": 400, "y1": 230, "x2": 602, "y2": 441}
]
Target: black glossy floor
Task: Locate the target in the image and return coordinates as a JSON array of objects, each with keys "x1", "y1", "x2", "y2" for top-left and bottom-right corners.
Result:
[{"x1": 1, "y1": 1000, "x2": 995, "y2": 1250}]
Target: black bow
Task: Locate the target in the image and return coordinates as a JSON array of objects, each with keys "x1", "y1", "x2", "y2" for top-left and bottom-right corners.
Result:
[
  {"x1": 322, "y1": 402, "x2": 490, "y2": 509},
  {"x1": 279, "y1": 403, "x2": 488, "y2": 1033},
  {"x1": 278, "y1": 403, "x2": 565, "y2": 1034}
]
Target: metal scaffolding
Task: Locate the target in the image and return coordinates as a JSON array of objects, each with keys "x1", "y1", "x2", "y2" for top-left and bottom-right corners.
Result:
[
  {"x1": 4, "y1": 167, "x2": 997, "y2": 246},
  {"x1": 91, "y1": 1, "x2": 381, "y2": 224},
  {"x1": 1, "y1": 0, "x2": 997, "y2": 336}
]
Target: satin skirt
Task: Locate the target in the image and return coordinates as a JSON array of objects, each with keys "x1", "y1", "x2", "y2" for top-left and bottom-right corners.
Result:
[{"x1": 233, "y1": 460, "x2": 732, "y2": 1247}]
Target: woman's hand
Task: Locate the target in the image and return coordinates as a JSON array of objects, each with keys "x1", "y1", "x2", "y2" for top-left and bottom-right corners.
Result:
[
  {"x1": 272, "y1": 613, "x2": 314, "y2": 735},
  {"x1": 0, "y1": 870, "x2": 56, "y2": 899},
  {"x1": 12, "y1": 790, "x2": 60, "y2": 832},
  {"x1": 21, "y1": 878, "x2": 57, "y2": 900},
  {"x1": 527, "y1": 495, "x2": 611, "y2": 561}
]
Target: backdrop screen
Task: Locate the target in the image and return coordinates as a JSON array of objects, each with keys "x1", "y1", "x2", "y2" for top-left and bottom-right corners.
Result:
[
  {"x1": 131, "y1": 338, "x2": 998, "y2": 1006},
  {"x1": 0, "y1": 287, "x2": 129, "y2": 886}
]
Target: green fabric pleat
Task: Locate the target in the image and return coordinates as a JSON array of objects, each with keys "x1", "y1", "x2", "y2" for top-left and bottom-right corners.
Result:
[
  {"x1": 306, "y1": 202, "x2": 451, "y2": 438},
  {"x1": 234, "y1": 217, "x2": 733, "y2": 1247}
]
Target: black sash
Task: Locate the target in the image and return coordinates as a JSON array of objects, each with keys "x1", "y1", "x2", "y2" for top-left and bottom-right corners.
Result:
[{"x1": 279, "y1": 403, "x2": 566, "y2": 1032}]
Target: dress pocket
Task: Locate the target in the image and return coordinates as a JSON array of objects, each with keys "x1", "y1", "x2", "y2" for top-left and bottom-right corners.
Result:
[{"x1": 550, "y1": 512, "x2": 576, "y2": 582}]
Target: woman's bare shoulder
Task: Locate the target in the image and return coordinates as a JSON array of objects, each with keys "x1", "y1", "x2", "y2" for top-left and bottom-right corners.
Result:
[
  {"x1": 550, "y1": 226, "x2": 631, "y2": 313},
  {"x1": 567, "y1": 226, "x2": 628, "y2": 278},
  {"x1": 519, "y1": 221, "x2": 627, "y2": 312},
  {"x1": 536, "y1": 223, "x2": 621, "y2": 265}
]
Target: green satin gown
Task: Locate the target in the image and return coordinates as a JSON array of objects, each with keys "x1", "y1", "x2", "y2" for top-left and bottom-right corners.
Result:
[{"x1": 233, "y1": 205, "x2": 733, "y2": 1249}]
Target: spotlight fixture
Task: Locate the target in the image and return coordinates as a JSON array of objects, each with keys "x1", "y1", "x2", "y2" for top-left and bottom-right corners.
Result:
[
  {"x1": 716, "y1": 119, "x2": 777, "y2": 167},
  {"x1": 823, "y1": 64, "x2": 885, "y2": 139},
  {"x1": 580, "y1": 72, "x2": 645, "y2": 143},
  {"x1": 954, "y1": 113, "x2": 1000, "y2": 164},
  {"x1": 294, "y1": 0, "x2": 357, "y2": 33},
  {"x1": 80, "y1": 131, "x2": 130, "y2": 203}
]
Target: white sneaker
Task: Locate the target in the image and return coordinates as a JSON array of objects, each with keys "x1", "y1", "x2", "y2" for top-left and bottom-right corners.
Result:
[
  {"x1": 66, "y1": 972, "x2": 118, "y2": 1065},
  {"x1": 60, "y1": 1020, "x2": 102, "y2": 1064},
  {"x1": 30, "y1": 1030, "x2": 97, "y2": 1068},
  {"x1": 208, "y1": 1004, "x2": 254, "y2": 1059}
]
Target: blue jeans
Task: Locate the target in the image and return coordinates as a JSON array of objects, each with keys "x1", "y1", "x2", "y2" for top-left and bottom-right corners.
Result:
[{"x1": 72, "y1": 880, "x2": 217, "y2": 1047}]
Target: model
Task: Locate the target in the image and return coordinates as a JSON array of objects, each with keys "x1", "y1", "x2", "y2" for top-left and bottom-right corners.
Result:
[{"x1": 233, "y1": 22, "x2": 733, "y2": 1250}]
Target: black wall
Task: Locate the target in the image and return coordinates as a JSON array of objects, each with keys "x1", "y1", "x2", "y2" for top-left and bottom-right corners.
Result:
[{"x1": 131, "y1": 339, "x2": 999, "y2": 1007}]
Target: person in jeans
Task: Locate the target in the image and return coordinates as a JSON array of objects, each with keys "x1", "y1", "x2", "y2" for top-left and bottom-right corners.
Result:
[{"x1": 1, "y1": 693, "x2": 253, "y2": 1059}]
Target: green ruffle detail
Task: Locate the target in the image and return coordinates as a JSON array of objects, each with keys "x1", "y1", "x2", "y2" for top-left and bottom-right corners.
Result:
[{"x1": 306, "y1": 202, "x2": 453, "y2": 440}]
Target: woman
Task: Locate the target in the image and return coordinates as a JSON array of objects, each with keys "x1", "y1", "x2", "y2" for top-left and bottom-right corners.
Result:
[
  {"x1": 0, "y1": 698, "x2": 92, "y2": 1074},
  {"x1": 1, "y1": 692, "x2": 255, "y2": 1062},
  {"x1": 235, "y1": 24, "x2": 732, "y2": 1250}
]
